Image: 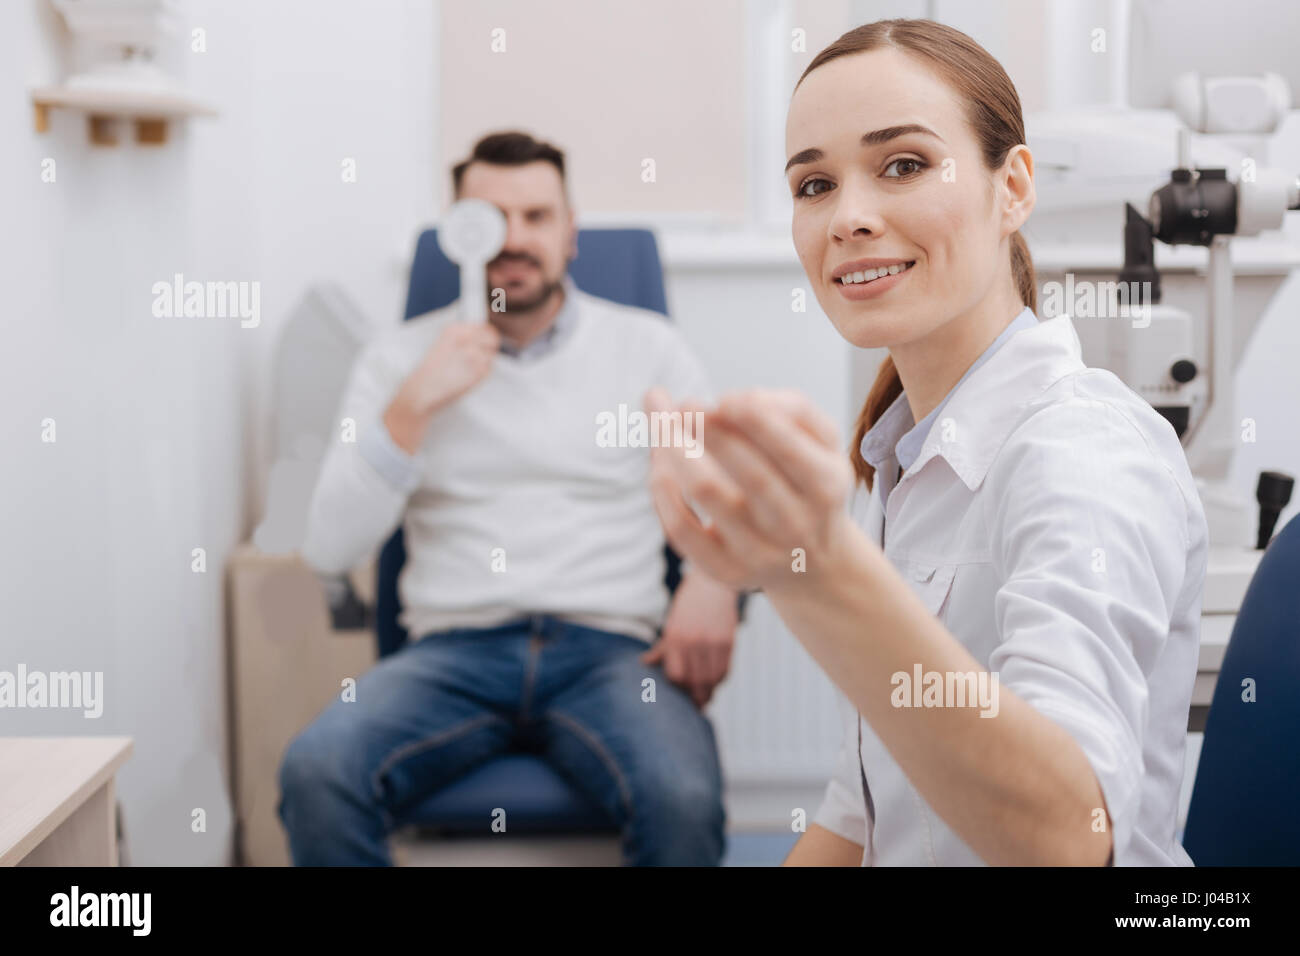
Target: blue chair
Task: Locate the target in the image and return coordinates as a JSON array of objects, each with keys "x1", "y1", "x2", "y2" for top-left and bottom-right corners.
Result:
[
  {"x1": 381, "y1": 227, "x2": 677, "y2": 838},
  {"x1": 1183, "y1": 514, "x2": 1300, "y2": 865}
]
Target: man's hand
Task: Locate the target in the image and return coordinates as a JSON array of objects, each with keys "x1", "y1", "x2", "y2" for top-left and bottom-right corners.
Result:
[
  {"x1": 641, "y1": 570, "x2": 739, "y2": 709},
  {"x1": 385, "y1": 322, "x2": 500, "y2": 453},
  {"x1": 403, "y1": 321, "x2": 501, "y2": 415}
]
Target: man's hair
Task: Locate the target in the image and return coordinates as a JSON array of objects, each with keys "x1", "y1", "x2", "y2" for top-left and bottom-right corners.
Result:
[{"x1": 452, "y1": 131, "x2": 567, "y2": 198}]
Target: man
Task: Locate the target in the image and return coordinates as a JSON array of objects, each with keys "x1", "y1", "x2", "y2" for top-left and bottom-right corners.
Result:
[{"x1": 279, "y1": 131, "x2": 737, "y2": 865}]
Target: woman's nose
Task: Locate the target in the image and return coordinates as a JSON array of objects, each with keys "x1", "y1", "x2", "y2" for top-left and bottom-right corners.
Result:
[{"x1": 827, "y1": 179, "x2": 887, "y2": 241}]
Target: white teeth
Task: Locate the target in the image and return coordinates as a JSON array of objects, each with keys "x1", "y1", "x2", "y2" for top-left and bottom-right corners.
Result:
[{"x1": 840, "y1": 261, "x2": 913, "y2": 284}]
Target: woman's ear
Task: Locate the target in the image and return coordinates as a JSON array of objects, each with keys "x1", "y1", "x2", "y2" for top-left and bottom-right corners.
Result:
[{"x1": 1000, "y1": 144, "x2": 1036, "y2": 236}]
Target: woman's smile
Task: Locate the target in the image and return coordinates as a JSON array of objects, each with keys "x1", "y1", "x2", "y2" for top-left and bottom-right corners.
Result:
[{"x1": 834, "y1": 259, "x2": 917, "y2": 300}]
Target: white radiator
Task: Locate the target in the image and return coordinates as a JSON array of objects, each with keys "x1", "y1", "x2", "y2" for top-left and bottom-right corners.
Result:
[{"x1": 709, "y1": 595, "x2": 845, "y2": 784}]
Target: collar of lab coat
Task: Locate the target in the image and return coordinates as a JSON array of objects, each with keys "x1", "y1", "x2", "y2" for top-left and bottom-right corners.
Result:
[{"x1": 860, "y1": 313, "x2": 1085, "y2": 492}]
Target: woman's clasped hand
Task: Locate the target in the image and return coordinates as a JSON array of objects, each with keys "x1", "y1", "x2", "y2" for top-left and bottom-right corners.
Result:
[{"x1": 644, "y1": 385, "x2": 860, "y2": 594}]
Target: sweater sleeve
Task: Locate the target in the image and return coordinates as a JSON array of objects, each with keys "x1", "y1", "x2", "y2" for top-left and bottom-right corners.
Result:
[{"x1": 299, "y1": 340, "x2": 420, "y2": 575}]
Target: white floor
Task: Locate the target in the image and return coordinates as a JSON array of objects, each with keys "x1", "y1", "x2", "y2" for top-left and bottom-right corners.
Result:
[
  {"x1": 391, "y1": 831, "x2": 624, "y2": 866},
  {"x1": 390, "y1": 830, "x2": 799, "y2": 866},
  {"x1": 388, "y1": 741, "x2": 1209, "y2": 867}
]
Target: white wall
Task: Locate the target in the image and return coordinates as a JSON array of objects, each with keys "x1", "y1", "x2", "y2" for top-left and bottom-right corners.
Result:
[{"x1": 1, "y1": 0, "x2": 435, "y2": 865}]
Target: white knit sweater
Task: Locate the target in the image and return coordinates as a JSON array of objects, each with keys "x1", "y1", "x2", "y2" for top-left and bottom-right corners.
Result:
[{"x1": 300, "y1": 283, "x2": 712, "y2": 643}]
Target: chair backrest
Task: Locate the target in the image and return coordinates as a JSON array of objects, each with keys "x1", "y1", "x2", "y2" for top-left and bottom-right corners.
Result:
[
  {"x1": 375, "y1": 227, "x2": 675, "y2": 657},
  {"x1": 1182, "y1": 515, "x2": 1300, "y2": 864}
]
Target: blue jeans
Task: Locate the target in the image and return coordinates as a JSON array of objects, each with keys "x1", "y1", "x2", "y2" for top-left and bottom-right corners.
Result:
[{"x1": 277, "y1": 615, "x2": 726, "y2": 865}]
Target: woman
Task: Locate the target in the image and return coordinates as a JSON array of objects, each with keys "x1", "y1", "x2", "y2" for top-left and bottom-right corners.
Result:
[{"x1": 644, "y1": 19, "x2": 1207, "y2": 866}]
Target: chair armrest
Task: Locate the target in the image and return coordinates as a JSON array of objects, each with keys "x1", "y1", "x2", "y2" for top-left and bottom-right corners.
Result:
[{"x1": 316, "y1": 572, "x2": 375, "y2": 630}]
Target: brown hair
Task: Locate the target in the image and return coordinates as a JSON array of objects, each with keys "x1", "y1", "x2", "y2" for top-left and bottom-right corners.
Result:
[
  {"x1": 452, "y1": 130, "x2": 567, "y2": 198},
  {"x1": 794, "y1": 19, "x2": 1037, "y2": 490}
]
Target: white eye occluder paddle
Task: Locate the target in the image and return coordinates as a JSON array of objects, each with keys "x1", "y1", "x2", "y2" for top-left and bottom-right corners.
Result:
[{"x1": 436, "y1": 198, "x2": 507, "y2": 324}]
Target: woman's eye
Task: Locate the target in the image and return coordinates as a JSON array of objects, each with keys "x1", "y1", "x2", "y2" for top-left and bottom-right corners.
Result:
[
  {"x1": 795, "y1": 177, "x2": 832, "y2": 199},
  {"x1": 884, "y1": 157, "x2": 926, "y2": 178}
]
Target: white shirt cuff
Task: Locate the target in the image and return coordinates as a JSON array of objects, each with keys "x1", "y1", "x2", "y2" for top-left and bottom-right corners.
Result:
[{"x1": 358, "y1": 415, "x2": 421, "y2": 493}]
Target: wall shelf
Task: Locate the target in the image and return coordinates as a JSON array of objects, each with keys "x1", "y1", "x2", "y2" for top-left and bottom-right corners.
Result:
[{"x1": 31, "y1": 86, "x2": 216, "y2": 146}]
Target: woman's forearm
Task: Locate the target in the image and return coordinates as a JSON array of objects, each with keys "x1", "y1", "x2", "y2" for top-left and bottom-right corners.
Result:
[
  {"x1": 764, "y1": 515, "x2": 1112, "y2": 866},
  {"x1": 783, "y1": 824, "x2": 865, "y2": 866}
]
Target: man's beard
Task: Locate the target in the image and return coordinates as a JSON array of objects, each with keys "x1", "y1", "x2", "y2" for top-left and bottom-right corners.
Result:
[{"x1": 485, "y1": 265, "x2": 563, "y2": 314}]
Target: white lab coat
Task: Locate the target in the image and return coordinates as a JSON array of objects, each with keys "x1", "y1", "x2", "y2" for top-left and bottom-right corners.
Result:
[{"x1": 813, "y1": 313, "x2": 1208, "y2": 866}]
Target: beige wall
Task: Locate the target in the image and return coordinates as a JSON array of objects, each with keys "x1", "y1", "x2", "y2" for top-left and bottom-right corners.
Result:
[
  {"x1": 440, "y1": 0, "x2": 748, "y2": 223},
  {"x1": 439, "y1": 1, "x2": 1051, "y2": 225}
]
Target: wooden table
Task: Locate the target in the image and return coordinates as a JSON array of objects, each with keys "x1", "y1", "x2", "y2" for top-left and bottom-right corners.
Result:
[{"x1": 0, "y1": 737, "x2": 133, "y2": 866}]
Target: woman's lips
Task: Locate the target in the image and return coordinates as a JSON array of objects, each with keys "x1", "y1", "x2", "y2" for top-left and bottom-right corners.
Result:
[{"x1": 834, "y1": 261, "x2": 915, "y2": 300}]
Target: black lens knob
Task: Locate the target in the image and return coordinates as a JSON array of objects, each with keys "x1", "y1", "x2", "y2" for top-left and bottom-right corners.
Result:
[
  {"x1": 1256, "y1": 471, "x2": 1295, "y2": 550},
  {"x1": 1170, "y1": 359, "x2": 1197, "y2": 384}
]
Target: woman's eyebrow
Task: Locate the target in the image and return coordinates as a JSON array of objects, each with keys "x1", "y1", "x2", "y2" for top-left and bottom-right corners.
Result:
[{"x1": 784, "y1": 124, "x2": 945, "y2": 174}]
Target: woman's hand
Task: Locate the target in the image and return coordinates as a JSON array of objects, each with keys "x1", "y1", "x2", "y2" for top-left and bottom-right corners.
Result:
[{"x1": 644, "y1": 386, "x2": 857, "y2": 593}]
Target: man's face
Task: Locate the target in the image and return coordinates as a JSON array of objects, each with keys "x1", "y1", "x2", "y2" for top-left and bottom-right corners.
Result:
[{"x1": 457, "y1": 160, "x2": 575, "y2": 314}]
